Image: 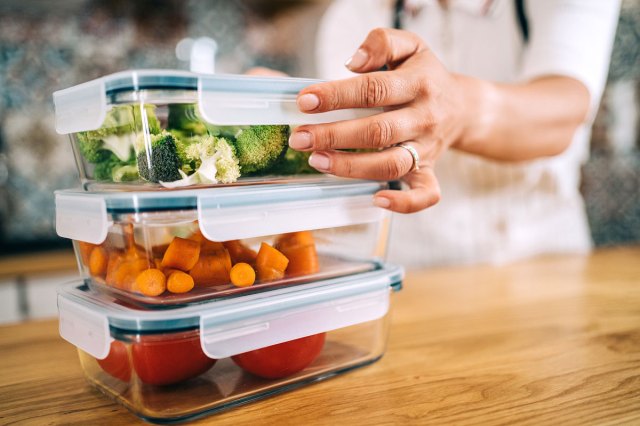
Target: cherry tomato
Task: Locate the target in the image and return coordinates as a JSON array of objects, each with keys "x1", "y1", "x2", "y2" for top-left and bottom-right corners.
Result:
[
  {"x1": 132, "y1": 331, "x2": 216, "y2": 386},
  {"x1": 96, "y1": 340, "x2": 131, "y2": 382},
  {"x1": 232, "y1": 333, "x2": 326, "y2": 379}
]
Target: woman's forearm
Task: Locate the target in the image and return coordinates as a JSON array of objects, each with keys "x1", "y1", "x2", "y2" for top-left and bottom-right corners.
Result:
[{"x1": 455, "y1": 75, "x2": 591, "y2": 161}]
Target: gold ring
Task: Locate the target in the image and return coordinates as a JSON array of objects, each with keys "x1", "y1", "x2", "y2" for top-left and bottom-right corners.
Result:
[{"x1": 396, "y1": 143, "x2": 420, "y2": 173}]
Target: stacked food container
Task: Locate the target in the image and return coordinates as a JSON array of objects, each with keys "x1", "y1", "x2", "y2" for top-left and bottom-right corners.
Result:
[{"x1": 53, "y1": 70, "x2": 403, "y2": 423}]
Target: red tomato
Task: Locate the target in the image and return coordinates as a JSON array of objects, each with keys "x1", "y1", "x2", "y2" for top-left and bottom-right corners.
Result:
[
  {"x1": 132, "y1": 331, "x2": 216, "y2": 386},
  {"x1": 232, "y1": 333, "x2": 326, "y2": 379},
  {"x1": 96, "y1": 340, "x2": 131, "y2": 382}
]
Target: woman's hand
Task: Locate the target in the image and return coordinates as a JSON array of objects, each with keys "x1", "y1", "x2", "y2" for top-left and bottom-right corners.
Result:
[{"x1": 289, "y1": 28, "x2": 474, "y2": 214}]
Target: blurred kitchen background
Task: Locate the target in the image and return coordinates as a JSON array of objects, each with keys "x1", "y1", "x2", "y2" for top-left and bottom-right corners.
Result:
[{"x1": 0, "y1": 0, "x2": 638, "y2": 323}]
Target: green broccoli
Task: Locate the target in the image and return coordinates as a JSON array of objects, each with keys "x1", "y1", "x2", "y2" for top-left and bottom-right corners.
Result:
[
  {"x1": 267, "y1": 148, "x2": 319, "y2": 175},
  {"x1": 137, "y1": 132, "x2": 182, "y2": 183},
  {"x1": 233, "y1": 125, "x2": 290, "y2": 174},
  {"x1": 167, "y1": 104, "x2": 207, "y2": 137},
  {"x1": 111, "y1": 164, "x2": 139, "y2": 182},
  {"x1": 78, "y1": 104, "x2": 160, "y2": 164}
]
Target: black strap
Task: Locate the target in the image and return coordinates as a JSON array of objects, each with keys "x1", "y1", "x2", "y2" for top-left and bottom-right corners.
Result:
[
  {"x1": 393, "y1": 0, "x2": 529, "y2": 43},
  {"x1": 515, "y1": 0, "x2": 529, "y2": 42},
  {"x1": 393, "y1": 0, "x2": 404, "y2": 30}
]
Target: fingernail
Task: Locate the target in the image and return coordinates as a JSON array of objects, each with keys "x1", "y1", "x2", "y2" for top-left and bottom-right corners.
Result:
[
  {"x1": 345, "y1": 48, "x2": 369, "y2": 70},
  {"x1": 297, "y1": 93, "x2": 320, "y2": 111},
  {"x1": 289, "y1": 131, "x2": 313, "y2": 150},
  {"x1": 373, "y1": 196, "x2": 391, "y2": 209},
  {"x1": 309, "y1": 152, "x2": 330, "y2": 171}
]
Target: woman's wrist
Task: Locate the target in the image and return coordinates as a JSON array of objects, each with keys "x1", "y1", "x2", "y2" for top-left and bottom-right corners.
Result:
[{"x1": 451, "y1": 74, "x2": 501, "y2": 157}]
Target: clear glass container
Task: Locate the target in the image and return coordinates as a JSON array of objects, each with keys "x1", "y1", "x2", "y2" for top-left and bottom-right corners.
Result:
[
  {"x1": 58, "y1": 265, "x2": 402, "y2": 423},
  {"x1": 56, "y1": 180, "x2": 393, "y2": 307},
  {"x1": 53, "y1": 70, "x2": 379, "y2": 190}
]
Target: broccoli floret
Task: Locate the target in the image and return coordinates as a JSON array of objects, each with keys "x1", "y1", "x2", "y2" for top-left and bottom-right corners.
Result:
[
  {"x1": 206, "y1": 125, "x2": 247, "y2": 140},
  {"x1": 184, "y1": 135, "x2": 240, "y2": 184},
  {"x1": 159, "y1": 135, "x2": 240, "y2": 188},
  {"x1": 78, "y1": 105, "x2": 160, "y2": 163},
  {"x1": 77, "y1": 133, "x2": 112, "y2": 163},
  {"x1": 137, "y1": 132, "x2": 182, "y2": 183},
  {"x1": 233, "y1": 125, "x2": 289, "y2": 174},
  {"x1": 111, "y1": 164, "x2": 139, "y2": 182},
  {"x1": 268, "y1": 148, "x2": 319, "y2": 175},
  {"x1": 167, "y1": 104, "x2": 207, "y2": 137}
]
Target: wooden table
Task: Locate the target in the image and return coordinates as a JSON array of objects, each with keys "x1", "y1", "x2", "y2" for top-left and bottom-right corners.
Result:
[{"x1": 1, "y1": 247, "x2": 639, "y2": 425}]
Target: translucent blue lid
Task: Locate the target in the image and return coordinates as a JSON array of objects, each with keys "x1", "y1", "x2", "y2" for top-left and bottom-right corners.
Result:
[
  {"x1": 58, "y1": 264, "x2": 403, "y2": 359},
  {"x1": 53, "y1": 70, "x2": 381, "y2": 134}
]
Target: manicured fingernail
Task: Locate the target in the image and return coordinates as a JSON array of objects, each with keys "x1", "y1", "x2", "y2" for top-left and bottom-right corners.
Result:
[
  {"x1": 289, "y1": 131, "x2": 313, "y2": 150},
  {"x1": 309, "y1": 152, "x2": 330, "y2": 171},
  {"x1": 373, "y1": 196, "x2": 391, "y2": 208},
  {"x1": 345, "y1": 48, "x2": 368, "y2": 70},
  {"x1": 297, "y1": 93, "x2": 320, "y2": 111}
]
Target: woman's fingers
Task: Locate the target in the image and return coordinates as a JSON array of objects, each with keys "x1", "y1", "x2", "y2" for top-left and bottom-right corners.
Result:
[
  {"x1": 297, "y1": 70, "x2": 420, "y2": 112},
  {"x1": 307, "y1": 142, "x2": 423, "y2": 181},
  {"x1": 346, "y1": 28, "x2": 426, "y2": 72},
  {"x1": 290, "y1": 108, "x2": 424, "y2": 151},
  {"x1": 373, "y1": 168, "x2": 441, "y2": 214}
]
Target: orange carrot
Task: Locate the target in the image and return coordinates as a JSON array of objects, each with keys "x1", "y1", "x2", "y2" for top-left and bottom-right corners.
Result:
[
  {"x1": 167, "y1": 271, "x2": 195, "y2": 294},
  {"x1": 275, "y1": 231, "x2": 319, "y2": 277},
  {"x1": 112, "y1": 258, "x2": 150, "y2": 291},
  {"x1": 78, "y1": 241, "x2": 98, "y2": 266},
  {"x1": 256, "y1": 242, "x2": 289, "y2": 282},
  {"x1": 189, "y1": 250, "x2": 232, "y2": 286},
  {"x1": 134, "y1": 268, "x2": 167, "y2": 296},
  {"x1": 230, "y1": 263, "x2": 256, "y2": 287},
  {"x1": 105, "y1": 251, "x2": 125, "y2": 286},
  {"x1": 161, "y1": 237, "x2": 201, "y2": 271},
  {"x1": 89, "y1": 246, "x2": 109, "y2": 278},
  {"x1": 224, "y1": 240, "x2": 258, "y2": 265},
  {"x1": 188, "y1": 229, "x2": 225, "y2": 253}
]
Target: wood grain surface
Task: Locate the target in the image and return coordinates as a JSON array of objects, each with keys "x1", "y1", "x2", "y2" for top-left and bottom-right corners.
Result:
[{"x1": 1, "y1": 247, "x2": 639, "y2": 425}]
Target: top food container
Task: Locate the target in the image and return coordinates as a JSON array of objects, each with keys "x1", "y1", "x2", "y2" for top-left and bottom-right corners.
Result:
[{"x1": 53, "y1": 70, "x2": 379, "y2": 190}]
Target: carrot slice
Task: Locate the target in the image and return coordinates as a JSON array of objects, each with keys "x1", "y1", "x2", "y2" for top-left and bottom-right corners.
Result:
[
  {"x1": 112, "y1": 258, "x2": 150, "y2": 291},
  {"x1": 224, "y1": 240, "x2": 258, "y2": 265},
  {"x1": 188, "y1": 229, "x2": 225, "y2": 253},
  {"x1": 189, "y1": 250, "x2": 232, "y2": 286},
  {"x1": 256, "y1": 242, "x2": 289, "y2": 282},
  {"x1": 161, "y1": 237, "x2": 201, "y2": 271},
  {"x1": 134, "y1": 268, "x2": 167, "y2": 296},
  {"x1": 230, "y1": 263, "x2": 256, "y2": 288},
  {"x1": 89, "y1": 246, "x2": 109, "y2": 278},
  {"x1": 275, "y1": 231, "x2": 319, "y2": 276},
  {"x1": 78, "y1": 241, "x2": 98, "y2": 266},
  {"x1": 167, "y1": 271, "x2": 195, "y2": 294}
]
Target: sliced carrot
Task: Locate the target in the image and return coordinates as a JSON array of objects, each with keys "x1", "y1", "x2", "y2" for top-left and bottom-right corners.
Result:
[
  {"x1": 134, "y1": 269, "x2": 167, "y2": 296},
  {"x1": 275, "y1": 231, "x2": 319, "y2": 277},
  {"x1": 282, "y1": 245, "x2": 319, "y2": 276},
  {"x1": 188, "y1": 229, "x2": 225, "y2": 253},
  {"x1": 89, "y1": 246, "x2": 109, "y2": 278},
  {"x1": 78, "y1": 241, "x2": 98, "y2": 266},
  {"x1": 224, "y1": 240, "x2": 258, "y2": 265},
  {"x1": 167, "y1": 271, "x2": 195, "y2": 294},
  {"x1": 189, "y1": 250, "x2": 232, "y2": 286},
  {"x1": 275, "y1": 231, "x2": 316, "y2": 252},
  {"x1": 230, "y1": 263, "x2": 256, "y2": 288},
  {"x1": 112, "y1": 258, "x2": 150, "y2": 291},
  {"x1": 161, "y1": 237, "x2": 201, "y2": 271},
  {"x1": 105, "y1": 251, "x2": 125, "y2": 286},
  {"x1": 256, "y1": 242, "x2": 289, "y2": 282}
]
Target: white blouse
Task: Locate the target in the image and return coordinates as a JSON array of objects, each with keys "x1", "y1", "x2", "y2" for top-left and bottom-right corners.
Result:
[{"x1": 315, "y1": 0, "x2": 620, "y2": 268}]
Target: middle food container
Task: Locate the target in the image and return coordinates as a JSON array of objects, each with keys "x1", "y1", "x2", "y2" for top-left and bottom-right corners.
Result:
[{"x1": 56, "y1": 179, "x2": 392, "y2": 307}]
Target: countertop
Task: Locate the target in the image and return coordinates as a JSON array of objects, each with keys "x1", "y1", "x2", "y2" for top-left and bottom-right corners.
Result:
[{"x1": 1, "y1": 246, "x2": 639, "y2": 425}]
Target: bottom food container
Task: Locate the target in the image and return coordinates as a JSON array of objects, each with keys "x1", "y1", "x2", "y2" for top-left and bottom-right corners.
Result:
[{"x1": 58, "y1": 265, "x2": 403, "y2": 423}]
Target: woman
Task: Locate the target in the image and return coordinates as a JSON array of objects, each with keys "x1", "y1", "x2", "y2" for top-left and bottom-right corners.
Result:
[{"x1": 287, "y1": 0, "x2": 620, "y2": 267}]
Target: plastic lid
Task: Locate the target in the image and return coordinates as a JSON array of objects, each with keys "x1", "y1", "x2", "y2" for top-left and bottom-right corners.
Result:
[
  {"x1": 53, "y1": 70, "x2": 381, "y2": 134},
  {"x1": 58, "y1": 264, "x2": 403, "y2": 359},
  {"x1": 55, "y1": 179, "x2": 390, "y2": 244}
]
